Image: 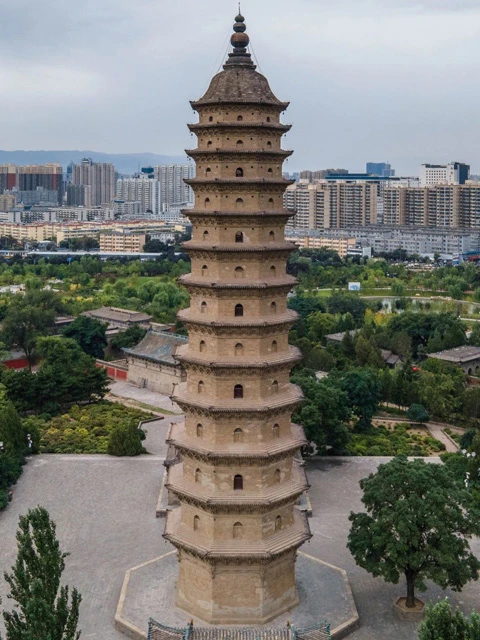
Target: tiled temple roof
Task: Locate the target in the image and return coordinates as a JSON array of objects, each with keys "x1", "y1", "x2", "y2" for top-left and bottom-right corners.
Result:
[{"x1": 123, "y1": 330, "x2": 187, "y2": 366}]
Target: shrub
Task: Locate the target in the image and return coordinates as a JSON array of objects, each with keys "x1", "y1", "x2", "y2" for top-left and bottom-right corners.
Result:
[{"x1": 107, "y1": 423, "x2": 145, "y2": 457}]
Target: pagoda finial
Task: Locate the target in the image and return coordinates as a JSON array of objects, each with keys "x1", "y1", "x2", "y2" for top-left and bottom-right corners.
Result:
[{"x1": 225, "y1": 9, "x2": 254, "y2": 67}]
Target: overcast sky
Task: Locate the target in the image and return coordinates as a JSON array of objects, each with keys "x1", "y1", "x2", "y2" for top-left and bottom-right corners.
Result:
[{"x1": 2, "y1": 0, "x2": 480, "y2": 174}]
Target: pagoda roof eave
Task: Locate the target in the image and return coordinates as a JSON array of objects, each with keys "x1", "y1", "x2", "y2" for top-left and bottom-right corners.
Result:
[
  {"x1": 185, "y1": 148, "x2": 293, "y2": 158},
  {"x1": 184, "y1": 177, "x2": 294, "y2": 187},
  {"x1": 188, "y1": 122, "x2": 291, "y2": 133},
  {"x1": 177, "y1": 308, "x2": 299, "y2": 328},
  {"x1": 190, "y1": 99, "x2": 290, "y2": 110},
  {"x1": 184, "y1": 209, "x2": 293, "y2": 218}
]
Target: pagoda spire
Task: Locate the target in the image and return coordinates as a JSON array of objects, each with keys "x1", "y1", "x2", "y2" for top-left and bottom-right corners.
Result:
[{"x1": 224, "y1": 11, "x2": 255, "y2": 67}]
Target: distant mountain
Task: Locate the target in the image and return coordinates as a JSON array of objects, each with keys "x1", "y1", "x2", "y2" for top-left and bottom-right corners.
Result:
[{"x1": 0, "y1": 150, "x2": 188, "y2": 175}]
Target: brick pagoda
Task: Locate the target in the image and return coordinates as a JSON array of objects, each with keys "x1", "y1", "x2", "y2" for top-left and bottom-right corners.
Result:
[{"x1": 164, "y1": 12, "x2": 311, "y2": 625}]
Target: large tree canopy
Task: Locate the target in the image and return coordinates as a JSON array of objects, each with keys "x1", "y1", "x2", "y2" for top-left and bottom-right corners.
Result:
[{"x1": 348, "y1": 457, "x2": 480, "y2": 608}]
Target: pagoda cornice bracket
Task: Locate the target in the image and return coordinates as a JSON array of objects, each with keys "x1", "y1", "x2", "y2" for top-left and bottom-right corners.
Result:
[
  {"x1": 190, "y1": 99, "x2": 290, "y2": 110},
  {"x1": 188, "y1": 122, "x2": 292, "y2": 133}
]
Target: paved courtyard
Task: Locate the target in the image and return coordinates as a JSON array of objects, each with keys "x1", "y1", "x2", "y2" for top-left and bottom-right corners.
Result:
[{"x1": 1, "y1": 432, "x2": 479, "y2": 639}]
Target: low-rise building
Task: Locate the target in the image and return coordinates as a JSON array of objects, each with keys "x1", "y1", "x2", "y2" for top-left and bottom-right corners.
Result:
[
  {"x1": 290, "y1": 235, "x2": 356, "y2": 257},
  {"x1": 427, "y1": 345, "x2": 480, "y2": 375},
  {"x1": 123, "y1": 329, "x2": 187, "y2": 395},
  {"x1": 82, "y1": 306, "x2": 152, "y2": 330},
  {"x1": 99, "y1": 232, "x2": 146, "y2": 253}
]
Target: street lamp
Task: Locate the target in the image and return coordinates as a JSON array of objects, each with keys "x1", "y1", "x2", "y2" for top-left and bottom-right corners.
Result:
[
  {"x1": 0, "y1": 441, "x2": 4, "y2": 454},
  {"x1": 26, "y1": 433, "x2": 32, "y2": 451}
]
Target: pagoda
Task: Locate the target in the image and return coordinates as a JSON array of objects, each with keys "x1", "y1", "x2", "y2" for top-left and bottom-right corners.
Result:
[{"x1": 164, "y1": 13, "x2": 311, "y2": 625}]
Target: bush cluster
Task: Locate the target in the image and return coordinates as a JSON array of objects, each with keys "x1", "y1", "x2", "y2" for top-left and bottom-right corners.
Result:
[
  {"x1": 37, "y1": 402, "x2": 150, "y2": 455},
  {"x1": 346, "y1": 423, "x2": 446, "y2": 457}
]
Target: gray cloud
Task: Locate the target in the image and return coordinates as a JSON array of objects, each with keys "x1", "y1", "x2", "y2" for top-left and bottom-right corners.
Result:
[{"x1": 1, "y1": 0, "x2": 480, "y2": 174}]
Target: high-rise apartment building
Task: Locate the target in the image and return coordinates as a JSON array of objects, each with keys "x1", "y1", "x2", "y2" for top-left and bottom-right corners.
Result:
[
  {"x1": 154, "y1": 164, "x2": 195, "y2": 209},
  {"x1": 366, "y1": 162, "x2": 395, "y2": 177},
  {"x1": 419, "y1": 162, "x2": 470, "y2": 186},
  {"x1": 115, "y1": 176, "x2": 160, "y2": 214},
  {"x1": 382, "y1": 183, "x2": 480, "y2": 229},
  {"x1": 285, "y1": 181, "x2": 377, "y2": 230},
  {"x1": 0, "y1": 164, "x2": 63, "y2": 204},
  {"x1": 66, "y1": 184, "x2": 93, "y2": 207},
  {"x1": 71, "y1": 158, "x2": 115, "y2": 206}
]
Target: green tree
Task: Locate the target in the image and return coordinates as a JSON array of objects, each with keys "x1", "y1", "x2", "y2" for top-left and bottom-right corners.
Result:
[
  {"x1": 406, "y1": 403, "x2": 430, "y2": 423},
  {"x1": 354, "y1": 335, "x2": 385, "y2": 369},
  {"x1": 348, "y1": 457, "x2": 480, "y2": 608},
  {"x1": 2, "y1": 305, "x2": 55, "y2": 368},
  {"x1": 2, "y1": 506, "x2": 81, "y2": 640},
  {"x1": 62, "y1": 316, "x2": 107, "y2": 359},
  {"x1": 33, "y1": 337, "x2": 108, "y2": 415},
  {"x1": 418, "y1": 599, "x2": 480, "y2": 640},
  {"x1": 340, "y1": 369, "x2": 381, "y2": 430},
  {"x1": 109, "y1": 325, "x2": 147, "y2": 351},
  {"x1": 292, "y1": 374, "x2": 350, "y2": 454}
]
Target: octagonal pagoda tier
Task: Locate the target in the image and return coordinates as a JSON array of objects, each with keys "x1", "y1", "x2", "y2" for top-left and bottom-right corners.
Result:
[{"x1": 164, "y1": 12, "x2": 309, "y2": 626}]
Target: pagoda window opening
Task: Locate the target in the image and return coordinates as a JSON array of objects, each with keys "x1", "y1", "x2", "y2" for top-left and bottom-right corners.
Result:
[
  {"x1": 235, "y1": 231, "x2": 244, "y2": 243},
  {"x1": 268, "y1": 168, "x2": 273, "y2": 174},
  {"x1": 199, "y1": 340, "x2": 206, "y2": 353},
  {"x1": 198, "y1": 381, "x2": 205, "y2": 394},
  {"x1": 266, "y1": 116, "x2": 271, "y2": 123},
  {"x1": 273, "y1": 423, "x2": 280, "y2": 438},
  {"x1": 202, "y1": 230, "x2": 209, "y2": 240},
  {"x1": 234, "y1": 475, "x2": 243, "y2": 490},
  {"x1": 204, "y1": 197, "x2": 210, "y2": 207},
  {"x1": 194, "y1": 515, "x2": 200, "y2": 530},
  {"x1": 235, "y1": 198, "x2": 244, "y2": 210},
  {"x1": 272, "y1": 340, "x2": 278, "y2": 353},
  {"x1": 270, "y1": 265, "x2": 277, "y2": 277},
  {"x1": 274, "y1": 469, "x2": 281, "y2": 483},
  {"x1": 275, "y1": 515, "x2": 282, "y2": 531},
  {"x1": 272, "y1": 380, "x2": 279, "y2": 394},
  {"x1": 236, "y1": 140, "x2": 243, "y2": 147},
  {"x1": 207, "y1": 140, "x2": 212, "y2": 147},
  {"x1": 237, "y1": 115, "x2": 243, "y2": 121},
  {"x1": 236, "y1": 168, "x2": 244, "y2": 177},
  {"x1": 269, "y1": 230, "x2": 275, "y2": 240},
  {"x1": 200, "y1": 301, "x2": 207, "y2": 314},
  {"x1": 206, "y1": 167, "x2": 212, "y2": 176},
  {"x1": 196, "y1": 423, "x2": 203, "y2": 438},
  {"x1": 267, "y1": 141, "x2": 272, "y2": 148},
  {"x1": 235, "y1": 266, "x2": 245, "y2": 279},
  {"x1": 234, "y1": 384, "x2": 243, "y2": 399},
  {"x1": 208, "y1": 116, "x2": 213, "y2": 122},
  {"x1": 235, "y1": 304, "x2": 244, "y2": 317},
  {"x1": 195, "y1": 468, "x2": 202, "y2": 484},
  {"x1": 235, "y1": 343, "x2": 244, "y2": 356},
  {"x1": 271, "y1": 301, "x2": 277, "y2": 313},
  {"x1": 201, "y1": 265, "x2": 208, "y2": 276},
  {"x1": 233, "y1": 522, "x2": 243, "y2": 539},
  {"x1": 234, "y1": 428, "x2": 244, "y2": 443}
]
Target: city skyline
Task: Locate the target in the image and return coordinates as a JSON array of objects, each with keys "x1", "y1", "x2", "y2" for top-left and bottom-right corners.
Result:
[{"x1": 2, "y1": 0, "x2": 480, "y2": 175}]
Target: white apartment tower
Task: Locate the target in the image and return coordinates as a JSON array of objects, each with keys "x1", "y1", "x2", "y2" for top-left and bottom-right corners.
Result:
[
  {"x1": 116, "y1": 177, "x2": 160, "y2": 214},
  {"x1": 154, "y1": 164, "x2": 195, "y2": 209},
  {"x1": 71, "y1": 158, "x2": 115, "y2": 207}
]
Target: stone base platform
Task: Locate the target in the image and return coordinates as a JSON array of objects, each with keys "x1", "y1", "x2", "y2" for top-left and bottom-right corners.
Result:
[{"x1": 115, "y1": 550, "x2": 359, "y2": 640}]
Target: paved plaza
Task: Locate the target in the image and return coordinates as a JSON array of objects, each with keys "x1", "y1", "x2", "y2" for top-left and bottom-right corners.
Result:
[{"x1": 1, "y1": 425, "x2": 480, "y2": 639}]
